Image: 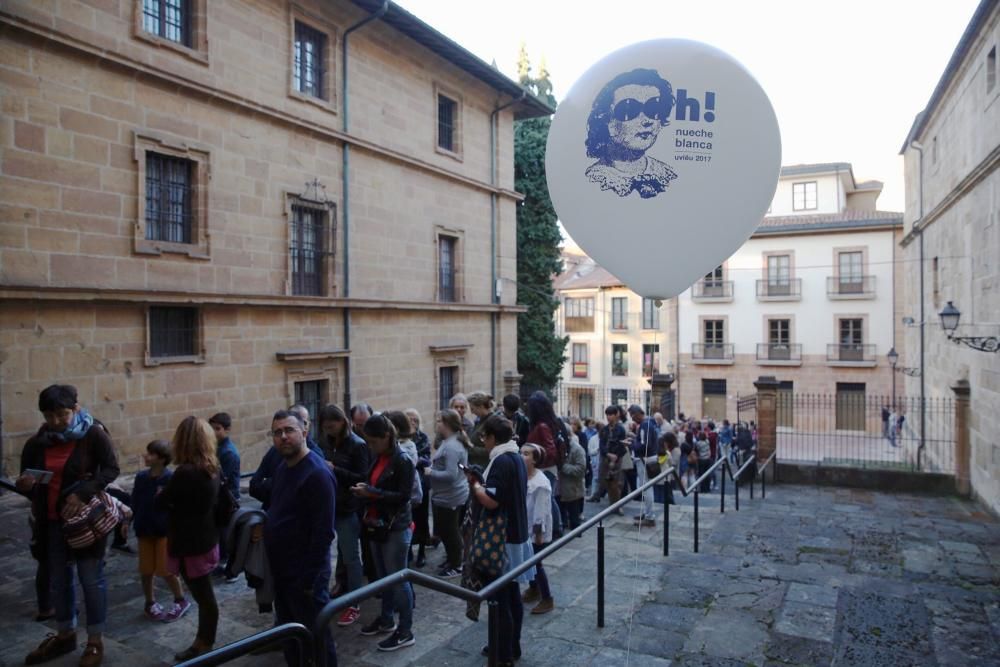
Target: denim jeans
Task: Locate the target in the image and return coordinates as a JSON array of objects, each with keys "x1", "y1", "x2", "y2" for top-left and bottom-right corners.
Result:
[
  {"x1": 335, "y1": 513, "x2": 364, "y2": 596},
  {"x1": 370, "y1": 528, "x2": 413, "y2": 633},
  {"x1": 274, "y1": 570, "x2": 336, "y2": 667},
  {"x1": 542, "y1": 470, "x2": 562, "y2": 536},
  {"x1": 47, "y1": 522, "x2": 107, "y2": 634},
  {"x1": 494, "y1": 580, "x2": 523, "y2": 661},
  {"x1": 589, "y1": 454, "x2": 600, "y2": 496},
  {"x1": 635, "y1": 459, "x2": 656, "y2": 519},
  {"x1": 529, "y1": 542, "x2": 552, "y2": 599}
]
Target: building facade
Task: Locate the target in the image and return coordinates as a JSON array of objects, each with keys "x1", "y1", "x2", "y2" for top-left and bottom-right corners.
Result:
[
  {"x1": 0, "y1": 0, "x2": 550, "y2": 472},
  {"x1": 555, "y1": 162, "x2": 903, "y2": 423},
  {"x1": 900, "y1": 0, "x2": 1000, "y2": 513}
]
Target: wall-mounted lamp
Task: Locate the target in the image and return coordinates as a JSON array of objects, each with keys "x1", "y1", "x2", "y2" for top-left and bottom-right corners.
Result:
[
  {"x1": 939, "y1": 301, "x2": 999, "y2": 353},
  {"x1": 887, "y1": 347, "x2": 921, "y2": 377}
]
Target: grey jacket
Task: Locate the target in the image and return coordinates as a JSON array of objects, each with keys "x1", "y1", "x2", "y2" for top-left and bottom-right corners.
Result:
[
  {"x1": 558, "y1": 438, "x2": 588, "y2": 502},
  {"x1": 427, "y1": 435, "x2": 469, "y2": 509}
]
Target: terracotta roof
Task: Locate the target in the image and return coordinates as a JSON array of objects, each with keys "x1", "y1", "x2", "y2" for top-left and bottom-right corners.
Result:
[
  {"x1": 756, "y1": 210, "x2": 903, "y2": 234},
  {"x1": 348, "y1": 1, "x2": 554, "y2": 120}
]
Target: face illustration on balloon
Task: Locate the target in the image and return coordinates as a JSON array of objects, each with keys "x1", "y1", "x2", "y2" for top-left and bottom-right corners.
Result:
[{"x1": 585, "y1": 68, "x2": 679, "y2": 199}]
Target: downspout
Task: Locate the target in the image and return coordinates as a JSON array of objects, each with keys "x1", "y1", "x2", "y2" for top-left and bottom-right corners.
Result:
[
  {"x1": 489, "y1": 91, "x2": 526, "y2": 396},
  {"x1": 910, "y1": 140, "x2": 926, "y2": 468},
  {"x1": 340, "y1": 1, "x2": 388, "y2": 409}
]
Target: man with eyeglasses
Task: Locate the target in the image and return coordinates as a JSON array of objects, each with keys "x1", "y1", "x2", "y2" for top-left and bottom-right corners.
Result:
[
  {"x1": 262, "y1": 409, "x2": 338, "y2": 667},
  {"x1": 584, "y1": 67, "x2": 679, "y2": 199},
  {"x1": 249, "y1": 405, "x2": 322, "y2": 510}
]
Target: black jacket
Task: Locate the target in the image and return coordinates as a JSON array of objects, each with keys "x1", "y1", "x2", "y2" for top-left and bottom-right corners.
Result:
[
  {"x1": 321, "y1": 431, "x2": 370, "y2": 516},
  {"x1": 155, "y1": 464, "x2": 219, "y2": 557},
  {"x1": 362, "y1": 445, "x2": 414, "y2": 531},
  {"x1": 20, "y1": 422, "x2": 120, "y2": 557}
]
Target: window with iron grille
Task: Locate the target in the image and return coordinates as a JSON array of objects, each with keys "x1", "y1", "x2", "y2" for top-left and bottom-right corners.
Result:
[
  {"x1": 438, "y1": 94, "x2": 458, "y2": 152},
  {"x1": 611, "y1": 343, "x2": 628, "y2": 376},
  {"x1": 611, "y1": 297, "x2": 627, "y2": 330},
  {"x1": 792, "y1": 181, "x2": 817, "y2": 210},
  {"x1": 642, "y1": 343, "x2": 659, "y2": 376},
  {"x1": 294, "y1": 380, "x2": 327, "y2": 442},
  {"x1": 611, "y1": 389, "x2": 628, "y2": 406},
  {"x1": 439, "y1": 366, "x2": 458, "y2": 410},
  {"x1": 642, "y1": 298, "x2": 660, "y2": 329},
  {"x1": 149, "y1": 306, "x2": 198, "y2": 358},
  {"x1": 143, "y1": 0, "x2": 191, "y2": 46},
  {"x1": 291, "y1": 205, "x2": 327, "y2": 296},
  {"x1": 145, "y1": 153, "x2": 193, "y2": 244},
  {"x1": 439, "y1": 235, "x2": 457, "y2": 302},
  {"x1": 294, "y1": 21, "x2": 326, "y2": 99}
]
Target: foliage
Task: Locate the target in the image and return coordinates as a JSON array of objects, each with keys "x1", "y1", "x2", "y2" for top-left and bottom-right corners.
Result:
[{"x1": 514, "y1": 45, "x2": 566, "y2": 395}]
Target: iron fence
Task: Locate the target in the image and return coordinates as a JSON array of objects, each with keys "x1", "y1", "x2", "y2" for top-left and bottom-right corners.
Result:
[{"x1": 774, "y1": 393, "x2": 955, "y2": 473}]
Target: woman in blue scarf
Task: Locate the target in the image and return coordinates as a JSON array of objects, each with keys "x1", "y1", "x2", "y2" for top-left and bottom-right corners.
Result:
[{"x1": 17, "y1": 384, "x2": 119, "y2": 667}]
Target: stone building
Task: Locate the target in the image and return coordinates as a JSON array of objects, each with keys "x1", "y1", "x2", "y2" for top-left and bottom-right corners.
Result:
[
  {"x1": 554, "y1": 162, "x2": 903, "y2": 423},
  {"x1": 0, "y1": 0, "x2": 551, "y2": 472},
  {"x1": 900, "y1": 0, "x2": 1000, "y2": 513}
]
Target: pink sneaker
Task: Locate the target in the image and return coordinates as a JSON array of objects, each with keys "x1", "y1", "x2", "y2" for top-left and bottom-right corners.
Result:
[
  {"x1": 144, "y1": 602, "x2": 165, "y2": 621},
  {"x1": 162, "y1": 599, "x2": 191, "y2": 623},
  {"x1": 337, "y1": 607, "x2": 361, "y2": 627}
]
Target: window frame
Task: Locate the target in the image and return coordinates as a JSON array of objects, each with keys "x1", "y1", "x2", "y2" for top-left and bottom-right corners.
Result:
[
  {"x1": 294, "y1": 378, "x2": 328, "y2": 442},
  {"x1": 611, "y1": 297, "x2": 628, "y2": 330},
  {"x1": 642, "y1": 343, "x2": 660, "y2": 376},
  {"x1": 287, "y1": 13, "x2": 337, "y2": 112},
  {"x1": 572, "y1": 343, "x2": 589, "y2": 378},
  {"x1": 133, "y1": 0, "x2": 208, "y2": 64},
  {"x1": 988, "y1": 45, "x2": 997, "y2": 94},
  {"x1": 641, "y1": 297, "x2": 660, "y2": 330},
  {"x1": 134, "y1": 131, "x2": 211, "y2": 259},
  {"x1": 145, "y1": 305, "x2": 204, "y2": 366},
  {"x1": 438, "y1": 365, "x2": 459, "y2": 410},
  {"x1": 791, "y1": 181, "x2": 817, "y2": 211},
  {"x1": 434, "y1": 226, "x2": 464, "y2": 303},
  {"x1": 434, "y1": 84, "x2": 463, "y2": 160},
  {"x1": 285, "y1": 194, "x2": 337, "y2": 297},
  {"x1": 611, "y1": 343, "x2": 629, "y2": 376}
]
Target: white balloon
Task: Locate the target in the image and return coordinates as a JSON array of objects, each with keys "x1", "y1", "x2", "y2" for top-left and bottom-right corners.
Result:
[{"x1": 546, "y1": 39, "x2": 781, "y2": 300}]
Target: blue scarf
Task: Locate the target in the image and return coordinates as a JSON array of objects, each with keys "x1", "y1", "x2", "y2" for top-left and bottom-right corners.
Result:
[{"x1": 46, "y1": 408, "x2": 94, "y2": 443}]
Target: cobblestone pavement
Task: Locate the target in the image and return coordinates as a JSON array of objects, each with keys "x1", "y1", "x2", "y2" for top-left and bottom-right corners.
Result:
[{"x1": 0, "y1": 483, "x2": 998, "y2": 666}]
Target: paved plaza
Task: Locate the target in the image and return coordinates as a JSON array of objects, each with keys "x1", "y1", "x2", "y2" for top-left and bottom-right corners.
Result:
[{"x1": 0, "y1": 482, "x2": 997, "y2": 666}]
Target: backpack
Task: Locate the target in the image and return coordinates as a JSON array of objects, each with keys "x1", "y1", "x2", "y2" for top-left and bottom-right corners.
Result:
[
  {"x1": 554, "y1": 422, "x2": 570, "y2": 467},
  {"x1": 215, "y1": 475, "x2": 239, "y2": 528}
]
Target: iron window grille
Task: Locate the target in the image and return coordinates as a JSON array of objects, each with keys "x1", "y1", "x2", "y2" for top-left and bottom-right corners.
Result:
[
  {"x1": 294, "y1": 21, "x2": 326, "y2": 99},
  {"x1": 145, "y1": 153, "x2": 193, "y2": 244},
  {"x1": 439, "y1": 236, "x2": 457, "y2": 302},
  {"x1": 439, "y1": 366, "x2": 457, "y2": 410},
  {"x1": 143, "y1": 0, "x2": 191, "y2": 46},
  {"x1": 438, "y1": 95, "x2": 457, "y2": 152},
  {"x1": 294, "y1": 380, "x2": 327, "y2": 442},
  {"x1": 290, "y1": 205, "x2": 327, "y2": 296},
  {"x1": 149, "y1": 306, "x2": 198, "y2": 358}
]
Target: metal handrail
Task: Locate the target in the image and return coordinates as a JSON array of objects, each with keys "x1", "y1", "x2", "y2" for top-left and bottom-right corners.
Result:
[
  {"x1": 311, "y1": 465, "x2": 677, "y2": 667},
  {"x1": 177, "y1": 623, "x2": 312, "y2": 667}
]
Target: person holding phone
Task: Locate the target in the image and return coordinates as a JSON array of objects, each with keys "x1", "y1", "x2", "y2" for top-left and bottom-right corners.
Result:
[
  {"x1": 18, "y1": 384, "x2": 119, "y2": 667},
  {"x1": 424, "y1": 409, "x2": 470, "y2": 579}
]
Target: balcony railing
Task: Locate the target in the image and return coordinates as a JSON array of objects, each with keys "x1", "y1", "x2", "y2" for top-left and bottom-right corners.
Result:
[
  {"x1": 756, "y1": 278, "x2": 802, "y2": 300},
  {"x1": 692, "y1": 280, "x2": 734, "y2": 302},
  {"x1": 692, "y1": 343, "x2": 734, "y2": 362},
  {"x1": 826, "y1": 343, "x2": 876, "y2": 364},
  {"x1": 827, "y1": 275, "x2": 876, "y2": 299},
  {"x1": 607, "y1": 312, "x2": 658, "y2": 332},
  {"x1": 756, "y1": 343, "x2": 803, "y2": 364},
  {"x1": 572, "y1": 362, "x2": 588, "y2": 378}
]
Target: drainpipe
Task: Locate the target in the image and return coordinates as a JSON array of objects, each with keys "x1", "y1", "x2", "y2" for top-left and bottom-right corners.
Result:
[
  {"x1": 340, "y1": 0, "x2": 388, "y2": 409},
  {"x1": 489, "y1": 91, "x2": 526, "y2": 396},
  {"x1": 909, "y1": 140, "x2": 926, "y2": 467}
]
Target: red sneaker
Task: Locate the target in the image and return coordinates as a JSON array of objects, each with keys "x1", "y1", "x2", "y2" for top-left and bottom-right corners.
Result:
[{"x1": 337, "y1": 606, "x2": 361, "y2": 627}]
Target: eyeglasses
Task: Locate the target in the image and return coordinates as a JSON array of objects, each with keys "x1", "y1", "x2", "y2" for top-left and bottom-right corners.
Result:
[
  {"x1": 611, "y1": 97, "x2": 667, "y2": 122},
  {"x1": 270, "y1": 427, "x2": 300, "y2": 438}
]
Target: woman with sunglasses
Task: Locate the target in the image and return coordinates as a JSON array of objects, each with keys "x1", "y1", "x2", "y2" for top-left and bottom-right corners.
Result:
[
  {"x1": 352, "y1": 414, "x2": 416, "y2": 653},
  {"x1": 584, "y1": 67, "x2": 678, "y2": 199}
]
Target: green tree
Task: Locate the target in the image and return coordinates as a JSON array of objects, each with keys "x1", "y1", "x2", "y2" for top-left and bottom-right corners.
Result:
[{"x1": 515, "y1": 48, "x2": 565, "y2": 395}]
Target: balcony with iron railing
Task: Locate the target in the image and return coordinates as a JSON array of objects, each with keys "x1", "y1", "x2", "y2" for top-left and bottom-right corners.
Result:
[
  {"x1": 692, "y1": 279, "x2": 734, "y2": 302},
  {"x1": 691, "y1": 342, "x2": 734, "y2": 364},
  {"x1": 755, "y1": 343, "x2": 803, "y2": 366},
  {"x1": 608, "y1": 312, "x2": 661, "y2": 333},
  {"x1": 827, "y1": 275, "x2": 876, "y2": 299},
  {"x1": 756, "y1": 278, "x2": 802, "y2": 301},
  {"x1": 826, "y1": 343, "x2": 877, "y2": 367}
]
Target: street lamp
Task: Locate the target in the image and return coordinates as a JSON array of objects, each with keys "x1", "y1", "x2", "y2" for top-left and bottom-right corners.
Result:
[
  {"x1": 939, "y1": 301, "x2": 1000, "y2": 353},
  {"x1": 887, "y1": 347, "x2": 897, "y2": 409}
]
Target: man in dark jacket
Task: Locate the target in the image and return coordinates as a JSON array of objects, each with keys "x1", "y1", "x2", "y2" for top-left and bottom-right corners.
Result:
[
  {"x1": 588, "y1": 406, "x2": 627, "y2": 511},
  {"x1": 263, "y1": 410, "x2": 337, "y2": 667},
  {"x1": 249, "y1": 406, "x2": 322, "y2": 510}
]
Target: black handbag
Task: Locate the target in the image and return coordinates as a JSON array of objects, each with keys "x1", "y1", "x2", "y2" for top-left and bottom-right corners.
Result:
[{"x1": 644, "y1": 460, "x2": 662, "y2": 478}]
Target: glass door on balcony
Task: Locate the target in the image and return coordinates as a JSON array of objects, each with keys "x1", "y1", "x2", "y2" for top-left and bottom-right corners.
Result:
[
  {"x1": 703, "y1": 265, "x2": 724, "y2": 297},
  {"x1": 572, "y1": 343, "x2": 589, "y2": 378},
  {"x1": 642, "y1": 343, "x2": 659, "y2": 376},
  {"x1": 611, "y1": 297, "x2": 627, "y2": 330},
  {"x1": 838, "y1": 251, "x2": 864, "y2": 294},
  {"x1": 767, "y1": 255, "x2": 791, "y2": 296},
  {"x1": 641, "y1": 298, "x2": 660, "y2": 329},
  {"x1": 704, "y1": 319, "x2": 724, "y2": 358},
  {"x1": 768, "y1": 319, "x2": 791, "y2": 360},
  {"x1": 839, "y1": 318, "x2": 864, "y2": 361},
  {"x1": 611, "y1": 343, "x2": 628, "y2": 376}
]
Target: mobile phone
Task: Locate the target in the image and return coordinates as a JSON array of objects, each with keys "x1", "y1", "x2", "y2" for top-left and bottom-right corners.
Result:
[
  {"x1": 23, "y1": 469, "x2": 53, "y2": 484},
  {"x1": 458, "y1": 463, "x2": 469, "y2": 473}
]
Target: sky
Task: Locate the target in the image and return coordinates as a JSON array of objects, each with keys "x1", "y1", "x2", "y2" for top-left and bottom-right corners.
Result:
[{"x1": 396, "y1": 0, "x2": 981, "y2": 212}]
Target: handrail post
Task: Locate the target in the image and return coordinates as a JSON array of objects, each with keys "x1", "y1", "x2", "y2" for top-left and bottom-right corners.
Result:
[
  {"x1": 720, "y1": 463, "x2": 726, "y2": 513},
  {"x1": 750, "y1": 463, "x2": 755, "y2": 499},
  {"x1": 735, "y1": 472, "x2": 740, "y2": 512},
  {"x1": 487, "y1": 597, "x2": 500, "y2": 667},
  {"x1": 597, "y1": 520, "x2": 606, "y2": 627},
  {"x1": 762, "y1": 461, "x2": 767, "y2": 499},
  {"x1": 662, "y1": 481, "x2": 669, "y2": 557},
  {"x1": 693, "y1": 490, "x2": 699, "y2": 553}
]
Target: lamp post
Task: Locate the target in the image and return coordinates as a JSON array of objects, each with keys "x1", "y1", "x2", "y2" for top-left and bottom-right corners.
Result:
[
  {"x1": 940, "y1": 302, "x2": 1000, "y2": 353},
  {"x1": 887, "y1": 346, "x2": 898, "y2": 409}
]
